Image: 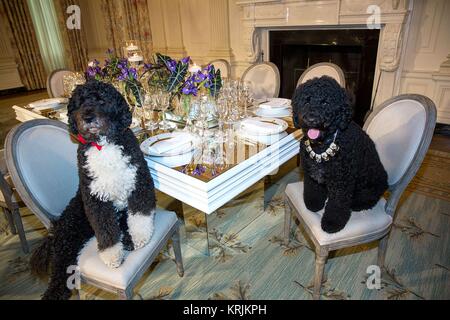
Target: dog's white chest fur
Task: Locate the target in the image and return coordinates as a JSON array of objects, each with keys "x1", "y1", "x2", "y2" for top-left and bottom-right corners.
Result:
[{"x1": 84, "y1": 139, "x2": 137, "y2": 210}]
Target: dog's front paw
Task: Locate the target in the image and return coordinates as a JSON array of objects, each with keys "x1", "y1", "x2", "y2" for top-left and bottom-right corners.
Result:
[
  {"x1": 128, "y1": 211, "x2": 155, "y2": 250},
  {"x1": 320, "y1": 211, "x2": 348, "y2": 234},
  {"x1": 99, "y1": 242, "x2": 125, "y2": 268}
]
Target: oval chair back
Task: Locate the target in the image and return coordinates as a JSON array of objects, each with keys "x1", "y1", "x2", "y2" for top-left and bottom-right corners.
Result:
[
  {"x1": 47, "y1": 69, "x2": 74, "y2": 98},
  {"x1": 297, "y1": 62, "x2": 346, "y2": 88},
  {"x1": 5, "y1": 119, "x2": 79, "y2": 229},
  {"x1": 363, "y1": 94, "x2": 437, "y2": 216},
  {"x1": 207, "y1": 59, "x2": 231, "y2": 79},
  {"x1": 241, "y1": 62, "x2": 280, "y2": 100}
]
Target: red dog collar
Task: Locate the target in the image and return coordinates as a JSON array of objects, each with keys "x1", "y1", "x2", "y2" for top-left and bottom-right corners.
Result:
[{"x1": 77, "y1": 134, "x2": 102, "y2": 151}]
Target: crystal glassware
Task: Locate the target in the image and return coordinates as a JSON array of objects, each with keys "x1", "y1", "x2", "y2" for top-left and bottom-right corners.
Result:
[
  {"x1": 157, "y1": 90, "x2": 172, "y2": 130},
  {"x1": 142, "y1": 92, "x2": 158, "y2": 132}
]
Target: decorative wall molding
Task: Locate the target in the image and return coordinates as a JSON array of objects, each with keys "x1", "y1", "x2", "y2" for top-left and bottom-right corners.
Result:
[
  {"x1": 236, "y1": 0, "x2": 409, "y2": 74},
  {"x1": 208, "y1": 0, "x2": 234, "y2": 61}
]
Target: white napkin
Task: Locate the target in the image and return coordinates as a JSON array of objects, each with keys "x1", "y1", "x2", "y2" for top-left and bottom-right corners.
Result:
[
  {"x1": 29, "y1": 98, "x2": 68, "y2": 111},
  {"x1": 148, "y1": 134, "x2": 192, "y2": 155},
  {"x1": 241, "y1": 118, "x2": 282, "y2": 135},
  {"x1": 259, "y1": 98, "x2": 291, "y2": 109}
]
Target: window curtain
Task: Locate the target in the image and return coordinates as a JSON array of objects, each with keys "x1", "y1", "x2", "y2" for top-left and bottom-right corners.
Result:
[
  {"x1": 101, "y1": 0, "x2": 153, "y2": 59},
  {"x1": 0, "y1": 0, "x2": 47, "y2": 90},
  {"x1": 26, "y1": 0, "x2": 66, "y2": 73},
  {"x1": 53, "y1": 0, "x2": 89, "y2": 71}
]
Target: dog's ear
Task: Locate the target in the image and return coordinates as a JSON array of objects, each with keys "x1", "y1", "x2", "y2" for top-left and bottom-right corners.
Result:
[
  {"x1": 291, "y1": 85, "x2": 303, "y2": 128},
  {"x1": 67, "y1": 88, "x2": 80, "y2": 135},
  {"x1": 337, "y1": 88, "x2": 353, "y2": 130},
  {"x1": 115, "y1": 92, "x2": 132, "y2": 131}
]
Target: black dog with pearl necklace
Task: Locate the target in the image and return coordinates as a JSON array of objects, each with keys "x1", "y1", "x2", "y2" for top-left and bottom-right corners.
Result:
[{"x1": 292, "y1": 76, "x2": 388, "y2": 233}]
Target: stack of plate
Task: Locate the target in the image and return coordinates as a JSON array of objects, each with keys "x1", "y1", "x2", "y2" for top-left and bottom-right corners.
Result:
[
  {"x1": 28, "y1": 98, "x2": 68, "y2": 114},
  {"x1": 140, "y1": 132, "x2": 194, "y2": 168},
  {"x1": 254, "y1": 98, "x2": 292, "y2": 118},
  {"x1": 237, "y1": 117, "x2": 288, "y2": 145}
]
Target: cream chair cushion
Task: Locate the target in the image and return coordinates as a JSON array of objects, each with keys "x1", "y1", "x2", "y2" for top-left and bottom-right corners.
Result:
[
  {"x1": 48, "y1": 70, "x2": 74, "y2": 98},
  {"x1": 285, "y1": 182, "x2": 392, "y2": 246},
  {"x1": 242, "y1": 63, "x2": 280, "y2": 100},
  {"x1": 365, "y1": 99, "x2": 426, "y2": 186},
  {"x1": 299, "y1": 65, "x2": 345, "y2": 87},
  {"x1": 77, "y1": 210, "x2": 177, "y2": 290},
  {"x1": 210, "y1": 60, "x2": 230, "y2": 79}
]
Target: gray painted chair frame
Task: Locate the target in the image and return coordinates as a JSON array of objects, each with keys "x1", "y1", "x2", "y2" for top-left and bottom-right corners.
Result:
[
  {"x1": 0, "y1": 150, "x2": 29, "y2": 253},
  {"x1": 296, "y1": 62, "x2": 346, "y2": 88},
  {"x1": 207, "y1": 59, "x2": 231, "y2": 78},
  {"x1": 241, "y1": 61, "x2": 281, "y2": 98},
  {"x1": 46, "y1": 68, "x2": 73, "y2": 98},
  {"x1": 284, "y1": 94, "x2": 436, "y2": 300},
  {"x1": 5, "y1": 119, "x2": 184, "y2": 299}
]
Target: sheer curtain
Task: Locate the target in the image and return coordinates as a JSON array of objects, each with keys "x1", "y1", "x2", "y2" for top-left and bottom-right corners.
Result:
[{"x1": 27, "y1": 0, "x2": 66, "y2": 73}]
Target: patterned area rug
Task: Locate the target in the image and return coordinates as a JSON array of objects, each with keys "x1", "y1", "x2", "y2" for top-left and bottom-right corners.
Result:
[
  {"x1": 1, "y1": 150, "x2": 449, "y2": 300},
  {"x1": 408, "y1": 149, "x2": 450, "y2": 202}
]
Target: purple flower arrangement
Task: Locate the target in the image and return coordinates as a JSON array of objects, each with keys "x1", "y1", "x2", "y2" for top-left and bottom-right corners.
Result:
[
  {"x1": 85, "y1": 49, "x2": 222, "y2": 107},
  {"x1": 154, "y1": 53, "x2": 222, "y2": 98}
]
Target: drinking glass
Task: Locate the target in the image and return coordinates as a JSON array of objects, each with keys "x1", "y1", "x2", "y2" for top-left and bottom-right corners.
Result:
[
  {"x1": 142, "y1": 92, "x2": 158, "y2": 132},
  {"x1": 157, "y1": 90, "x2": 172, "y2": 130}
]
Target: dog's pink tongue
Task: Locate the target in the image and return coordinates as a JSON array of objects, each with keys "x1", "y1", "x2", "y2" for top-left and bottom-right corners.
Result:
[{"x1": 307, "y1": 129, "x2": 320, "y2": 140}]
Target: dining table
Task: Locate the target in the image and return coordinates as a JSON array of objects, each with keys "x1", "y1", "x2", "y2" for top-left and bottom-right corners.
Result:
[{"x1": 12, "y1": 102, "x2": 302, "y2": 256}]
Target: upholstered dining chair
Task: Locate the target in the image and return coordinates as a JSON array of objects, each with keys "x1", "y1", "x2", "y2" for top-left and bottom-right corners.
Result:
[
  {"x1": 46, "y1": 69, "x2": 74, "y2": 98},
  {"x1": 241, "y1": 62, "x2": 280, "y2": 100},
  {"x1": 297, "y1": 62, "x2": 346, "y2": 88},
  {"x1": 5, "y1": 119, "x2": 184, "y2": 299},
  {"x1": 0, "y1": 149, "x2": 29, "y2": 253},
  {"x1": 207, "y1": 59, "x2": 231, "y2": 79},
  {"x1": 283, "y1": 94, "x2": 436, "y2": 300}
]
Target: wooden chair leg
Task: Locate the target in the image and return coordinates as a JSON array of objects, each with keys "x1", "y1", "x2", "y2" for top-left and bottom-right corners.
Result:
[
  {"x1": 284, "y1": 196, "x2": 293, "y2": 245},
  {"x1": 118, "y1": 288, "x2": 133, "y2": 300},
  {"x1": 377, "y1": 234, "x2": 389, "y2": 270},
  {"x1": 313, "y1": 247, "x2": 329, "y2": 300},
  {"x1": 12, "y1": 208, "x2": 29, "y2": 253},
  {"x1": 172, "y1": 226, "x2": 184, "y2": 277},
  {"x1": 2, "y1": 207, "x2": 16, "y2": 234}
]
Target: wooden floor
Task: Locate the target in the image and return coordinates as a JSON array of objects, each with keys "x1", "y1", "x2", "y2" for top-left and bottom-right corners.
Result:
[{"x1": 0, "y1": 92, "x2": 449, "y2": 300}]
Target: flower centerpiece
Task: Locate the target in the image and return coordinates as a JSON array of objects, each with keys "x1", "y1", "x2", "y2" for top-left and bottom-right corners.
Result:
[
  {"x1": 146, "y1": 53, "x2": 222, "y2": 119},
  {"x1": 86, "y1": 49, "x2": 146, "y2": 107},
  {"x1": 85, "y1": 50, "x2": 223, "y2": 129}
]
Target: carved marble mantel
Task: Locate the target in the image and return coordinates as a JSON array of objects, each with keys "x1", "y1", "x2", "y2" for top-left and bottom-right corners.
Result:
[
  {"x1": 235, "y1": 0, "x2": 411, "y2": 106},
  {"x1": 236, "y1": 0, "x2": 409, "y2": 72}
]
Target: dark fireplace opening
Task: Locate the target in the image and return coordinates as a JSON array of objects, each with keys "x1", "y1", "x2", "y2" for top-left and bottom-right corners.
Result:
[{"x1": 269, "y1": 29, "x2": 380, "y2": 125}]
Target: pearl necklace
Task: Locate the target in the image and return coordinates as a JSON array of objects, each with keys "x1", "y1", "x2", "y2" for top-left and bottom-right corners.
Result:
[{"x1": 304, "y1": 131, "x2": 339, "y2": 163}]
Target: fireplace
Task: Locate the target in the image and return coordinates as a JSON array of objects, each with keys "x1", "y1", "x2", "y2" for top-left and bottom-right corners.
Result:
[{"x1": 269, "y1": 29, "x2": 380, "y2": 125}]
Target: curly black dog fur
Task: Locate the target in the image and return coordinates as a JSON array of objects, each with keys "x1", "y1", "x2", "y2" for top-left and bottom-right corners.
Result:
[
  {"x1": 292, "y1": 76, "x2": 388, "y2": 233},
  {"x1": 30, "y1": 80, "x2": 156, "y2": 299}
]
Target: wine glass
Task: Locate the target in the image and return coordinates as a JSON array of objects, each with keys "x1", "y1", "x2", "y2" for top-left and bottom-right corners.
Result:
[
  {"x1": 142, "y1": 92, "x2": 158, "y2": 132},
  {"x1": 157, "y1": 90, "x2": 172, "y2": 130},
  {"x1": 216, "y1": 94, "x2": 229, "y2": 142}
]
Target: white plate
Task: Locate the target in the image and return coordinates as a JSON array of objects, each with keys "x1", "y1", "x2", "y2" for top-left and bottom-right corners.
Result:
[
  {"x1": 236, "y1": 129, "x2": 288, "y2": 145},
  {"x1": 140, "y1": 132, "x2": 193, "y2": 157},
  {"x1": 147, "y1": 150, "x2": 194, "y2": 168},
  {"x1": 240, "y1": 117, "x2": 288, "y2": 136},
  {"x1": 29, "y1": 98, "x2": 68, "y2": 111},
  {"x1": 255, "y1": 107, "x2": 292, "y2": 118},
  {"x1": 258, "y1": 98, "x2": 291, "y2": 109}
]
